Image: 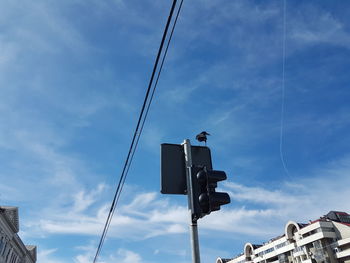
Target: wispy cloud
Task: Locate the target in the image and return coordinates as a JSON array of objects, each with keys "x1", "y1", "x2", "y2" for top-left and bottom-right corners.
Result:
[
  {"x1": 0, "y1": 1, "x2": 90, "y2": 56},
  {"x1": 37, "y1": 248, "x2": 65, "y2": 263},
  {"x1": 224, "y1": 182, "x2": 298, "y2": 205},
  {"x1": 73, "y1": 184, "x2": 107, "y2": 213},
  {"x1": 111, "y1": 249, "x2": 143, "y2": 263},
  {"x1": 23, "y1": 153, "x2": 350, "y2": 243},
  {"x1": 26, "y1": 186, "x2": 188, "y2": 239},
  {"x1": 74, "y1": 243, "x2": 143, "y2": 263},
  {"x1": 289, "y1": 5, "x2": 350, "y2": 48}
]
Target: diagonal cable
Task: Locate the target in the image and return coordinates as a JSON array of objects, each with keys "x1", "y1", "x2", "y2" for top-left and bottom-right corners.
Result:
[
  {"x1": 92, "y1": 0, "x2": 184, "y2": 262},
  {"x1": 112, "y1": 0, "x2": 185, "y2": 239}
]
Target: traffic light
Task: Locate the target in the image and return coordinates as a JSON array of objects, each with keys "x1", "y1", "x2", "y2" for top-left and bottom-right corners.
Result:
[{"x1": 193, "y1": 166, "x2": 231, "y2": 219}]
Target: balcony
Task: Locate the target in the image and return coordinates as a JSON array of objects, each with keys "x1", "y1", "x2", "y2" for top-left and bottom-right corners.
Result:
[
  {"x1": 293, "y1": 250, "x2": 305, "y2": 257},
  {"x1": 276, "y1": 243, "x2": 295, "y2": 254},
  {"x1": 336, "y1": 249, "x2": 350, "y2": 259},
  {"x1": 297, "y1": 231, "x2": 336, "y2": 247},
  {"x1": 253, "y1": 257, "x2": 263, "y2": 263},
  {"x1": 336, "y1": 237, "x2": 350, "y2": 247}
]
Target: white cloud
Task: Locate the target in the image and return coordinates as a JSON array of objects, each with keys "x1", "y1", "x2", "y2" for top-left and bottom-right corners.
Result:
[
  {"x1": 13, "y1": 132, "x2": 350, "y2": 262},
  {"x1": 73, "y1": 184, "x2": 107, "y2": 213},
  {"x1": 25, "y1": 185, "x2": 188, "y2": 239},
  {"x1": 37, "y1": 248, "x2": 65, "y2": 263},
  {"x1": 224, "y1": 182, "x2": 299, "y2": 205},
  {"x1": 204, "y1": 0, "x2": 279, "y2": 25},
  {"x1": 25, "y1": 153, "x2": 350, "y2": 242},
  {"x1": 202, "y1": 155, "x2": 350, "y2": 238},
  {"x1": 0, "y1": 1, "x2": 90, "y2": 56},
  {"x1": 160, "y1": 85, "x2": 198, "y2": 105},
  {"x1": 290, "y1": 8, "x2": 350, "y2": 48},
  {"x1": 113, "y1": 249, "x2": 142, "y2": 263},
  {"x1": 200, "y1": 207, "x2": 280, "y2": 236},
  {"x1": 74, "y1": 243, "x2": 96, "y2": 263},
  {"x1": 74, "y1": 243, "x2": 143, "y2": 263}
]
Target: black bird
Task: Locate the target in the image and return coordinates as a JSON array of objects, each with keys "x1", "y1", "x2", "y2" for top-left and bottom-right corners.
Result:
[{"x1": 196, "y1": 131, "x2": 210, "y2": 145}]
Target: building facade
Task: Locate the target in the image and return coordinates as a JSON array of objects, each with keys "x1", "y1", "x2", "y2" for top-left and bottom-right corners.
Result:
[
  {"x1": 217, "y1": 211, "x2": 350, "y2": 263},
  {"x1": 0, "y1": 206, "x2": 36, "y2": 263}
]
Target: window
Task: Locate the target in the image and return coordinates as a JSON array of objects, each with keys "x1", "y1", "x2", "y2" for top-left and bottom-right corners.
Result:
[
  {"x1": 293, "y1": 247, "x2": 303, "y2": 253},
  {"x1": 276, "y1": 241, "x2": 289, "y2": 249},
  {"x1": 307, "y1": 227, "x2": 335, "y2": 237},
  {"x1": 0, "y1": 237, "x2": 5, "y2": 254},
  {"x1": 265, "y1": 248, "x2": 274, "y2": 254},
  {"x1": 10, "y1": 253, "x2": 18, "y2": 263},
  {"x1": 321, "y1": 227, "x2": 335, "y2": 232},
  {"x1": 2, "y1": 243, "x2": 8, "y2": 256},
  {"x1": 313, "y1": 240, "x2": 322, "y2": 249},
  {"x1": 278, "y1": 253, "x2": 288, "y2": 263},
  {"x1": 5, "y1": 247, "x2": 12, "y2": 262}
]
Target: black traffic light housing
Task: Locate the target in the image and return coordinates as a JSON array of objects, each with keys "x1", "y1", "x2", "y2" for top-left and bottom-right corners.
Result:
[{"x1": 192, "y1": 166, "x2": 230, "y2": 220}]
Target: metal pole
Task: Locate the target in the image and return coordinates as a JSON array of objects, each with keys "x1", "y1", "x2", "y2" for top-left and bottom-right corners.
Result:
[{"x1": 183, "y1": 139, "x2": 201, "y2": 263}]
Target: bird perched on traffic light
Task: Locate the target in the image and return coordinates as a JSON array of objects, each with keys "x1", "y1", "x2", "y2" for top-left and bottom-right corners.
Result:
[{"x1": 196, "y1": 131, "x2": 210, "y2": 145}]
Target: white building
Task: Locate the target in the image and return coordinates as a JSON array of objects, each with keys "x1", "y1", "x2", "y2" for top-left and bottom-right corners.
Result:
[
  {"x1": 217, "y1": 211, "x2": 350, "y2": 263},
  {"x1": 0, "y1": 206, "x2": 36, "y2": 263}
]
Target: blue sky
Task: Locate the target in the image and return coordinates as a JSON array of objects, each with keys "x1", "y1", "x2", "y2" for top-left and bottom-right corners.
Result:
[{"x1": 1, "y1": 0, "x2": 350, "y2": 262}]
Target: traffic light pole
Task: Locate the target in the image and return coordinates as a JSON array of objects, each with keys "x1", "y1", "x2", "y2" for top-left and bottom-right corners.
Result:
[{"x1": 183, "y1": 139, "x2": 201, "y2": 263}]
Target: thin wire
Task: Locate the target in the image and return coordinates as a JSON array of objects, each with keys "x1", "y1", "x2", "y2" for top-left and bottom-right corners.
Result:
[
  {"x1": 115, "y1": 0, "x2": 185, "y2": 227},
  {"x1": 140, "y1": 0, "x2": 184, "y2": 134},
  {"x1": 92, "y1": 1, "x2": 183, "y2": 262},
  {"x1": 124, "y1": 0, "x2": 185, "y2": 180},
  {"x1": 280, "y1": 0, "x2": 289, "y2": 176}
]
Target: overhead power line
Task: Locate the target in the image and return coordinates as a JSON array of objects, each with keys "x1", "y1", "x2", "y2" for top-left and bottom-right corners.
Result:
[{"x1": 92, "y1": 0, "x2": 184, "y2": 262}]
